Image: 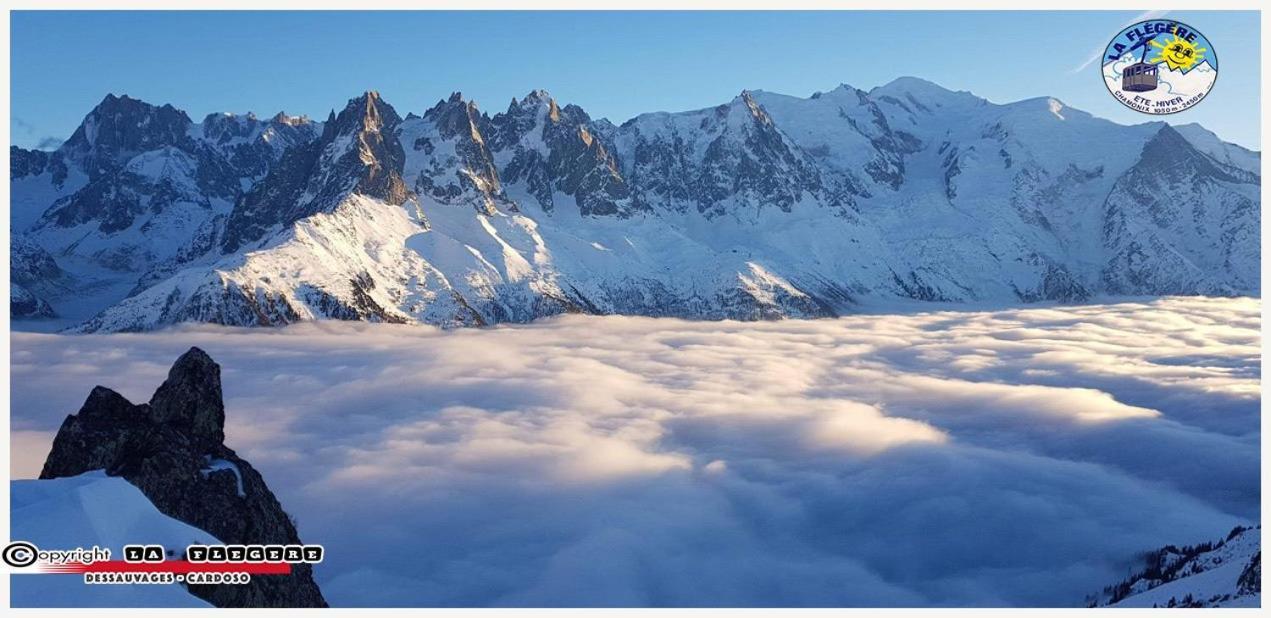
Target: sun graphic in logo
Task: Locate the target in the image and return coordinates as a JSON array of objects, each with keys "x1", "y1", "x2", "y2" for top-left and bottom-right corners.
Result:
[{"x1": 1150, "y1": 34, "x2": 1207, "y2": 71}]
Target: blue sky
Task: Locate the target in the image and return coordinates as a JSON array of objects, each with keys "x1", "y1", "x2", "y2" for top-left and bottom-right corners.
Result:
[{"x1": 10, "y1": 11, "x2": 1261, "y2": 150}]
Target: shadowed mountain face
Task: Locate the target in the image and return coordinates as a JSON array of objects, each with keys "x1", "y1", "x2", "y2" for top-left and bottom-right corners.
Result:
[
  {"x1": 40, "y1": 347, "x2": 328, "y2": 608},
  {"x1": 222, "y1": 91, "x2": 409, "y2": 253},
  {"x1": 10, "y1": 79, "x2": 1260, "y2": 332}
]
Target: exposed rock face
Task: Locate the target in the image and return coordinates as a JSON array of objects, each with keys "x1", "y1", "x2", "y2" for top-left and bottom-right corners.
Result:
[
  {"x1": 59, "y1": 94, "x2": 196, "y2": 178},
  {"x1": 11, "y1": 234, "x2": 63, "y2": 285},
  {"x1": 418, "y1": 92, "x2": 508, "y2": 215},
  {"x1": 1101, "y1": 124, "x2": 1259, "y2": 295},
  {"x1": 616, "y1": 90, "x2": 826, "y2": 217},
  {"x1": 1237, "y1": 551, "x2": 1261, "y2": 597},
  {"x1": 11, "y1": 80, "x2": 1262, "y2": 333},
  {"x1": 492, "y1": 91, "x2": 634, "y2": 216},
  {"x1": 40, "y1": 348, "x2": 327, "y2": 608},
  {"x1": 11, "y1": 145, "x2": 68, "y2": 183},
  {"x1": 10, "y1": 234, "x2": 63, "y2": 317},
  {"x1": 200, "y1": 111, "x2": 318, "y2": 181},
  {"x1": 223, "y1": 91, "x2": 409, "y2": 252},
  {"x1": 19, "y1": 94, "x2": 321, "y2": 279}
]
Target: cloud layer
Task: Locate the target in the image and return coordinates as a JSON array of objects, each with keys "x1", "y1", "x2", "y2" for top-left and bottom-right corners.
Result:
[{"x1": 9, "y1": 296, "x2": 1260, "y2": 606}]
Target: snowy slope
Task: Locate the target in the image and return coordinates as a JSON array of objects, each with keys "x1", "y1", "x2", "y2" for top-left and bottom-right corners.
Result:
[
  {"x1": 1174, "y1": 123, "x2": 1260, "y2": 176},
  {"x1": 11, "y1": 79, "x2": 1261, "y2": 332},
  {"x1": 10, "y1": 95, "x2": 320, "y2": 322},
  {"x1": 9, "y1": 472, "x2": 219, "y2": 607},
  {"x1": 1096, "y1": 525, "x2": 1260, "y2": 608}
]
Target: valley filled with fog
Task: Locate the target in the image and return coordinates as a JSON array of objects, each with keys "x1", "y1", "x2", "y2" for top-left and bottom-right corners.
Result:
[{"x1": 9, "y1": 297, "x2": 1260, "y2": 606}]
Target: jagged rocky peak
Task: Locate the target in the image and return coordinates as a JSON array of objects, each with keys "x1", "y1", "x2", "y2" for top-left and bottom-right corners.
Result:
[
  {"x1": 523, "y1": 88, "x2": 552, "y2": 103},
  {"x1": 488, "y1": 89, "x2": 555, "y2": 151},
  {"x1": 313, "y1": 90, "x2": 404, "y2": 155},
  {"x1": 703, "y1": 89, "x2": 822, "y2": 215},
  {"x1": 10, "y1": 145, "x2": 66, "y2": 182},
  {"x1": 423, "y1": 91, "x2": 487, "y2": 140},
  {"x1": 413, "y1": 91, "x2": 511, "y2": 215},
  {"x1": 30, "y1": 93, "x2": 250, "y2": 241},
  {"x1": 350, "y1": 90, "x2": 399, "y2": 133},
  {"x1": 610, "y1": 89, "x2": 821, "y2": 217},
  {"x1": 147, "y1": 347, "x2": 226, "y2": 451},
  {"x1": 223, "y1": 90, "x2": 411, "y2": 251},
  {"x1": 40, "y1": 347, "x2": 327, "y2": 607},
  {"x1": 201, "y1": 111, "x2": 255, "y2": 138},
  {"x1": 200, "y1": 110, "x2": 314, "y2": 142},
  {"x1": 487, "y1": 89, "x2": 634, "y2": 217},
  {"x1": 11, "y1": 83, "x2": 1261, "y2": 331},
  {"x1": 322, "y1": 90, "x2": 407, "y2": 160},
  {"x1": 503, "y1": 88, "x2": 553, "y2": 115},
  {"x1": 495, "y1": 89, "x2": 593, "y2": 135},
  {"x1": 61, "y1": 93, "x2": 194, "y2": 170},
  {"x1": 198, "y1": 110, "x2": 321, "y2": 181}
]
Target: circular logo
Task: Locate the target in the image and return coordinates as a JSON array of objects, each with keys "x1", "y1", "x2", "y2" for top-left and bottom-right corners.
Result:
[
  {"x1": 3, "y1": 541, "x2": 39, "y2": 568},
  {"x1": 1101, "y1": 19, "x2": 1217, "y2": 115}
]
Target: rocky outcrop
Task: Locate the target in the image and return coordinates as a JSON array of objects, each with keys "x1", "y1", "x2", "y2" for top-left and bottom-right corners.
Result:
[
  {"x1": 418, "y1": 93, "x2": 509, "y2": 215},
  {"x1": 21, "y1": 94, "x2": 320, "y2": 278},
  {"x1": 492, "y1": 91, "x2": 635, "y2": 216},
  {"x1": 200, "y1": 111, "x2": 319, "y2": 181},
  {"x1": 40, "y1": 348, "x2": 327, "y2": 608},
  {"x1": 11, "y1": 145, "x2": 68, "y2": 183},
  {"x1": 223, "y1": 91, "x2": 409, "y2": 252},
  {"x1": 617, "y1": 90, "x2": 825, "y2": 217}
]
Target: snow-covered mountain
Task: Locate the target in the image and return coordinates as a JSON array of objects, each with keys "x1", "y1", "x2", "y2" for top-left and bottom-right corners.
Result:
[
  {"x1": 1091, "y1": 525, "x2": 1260, "y2": 608},
  {"x1": 10, "y1": 79, "x2": 1260, "y2": 332}
]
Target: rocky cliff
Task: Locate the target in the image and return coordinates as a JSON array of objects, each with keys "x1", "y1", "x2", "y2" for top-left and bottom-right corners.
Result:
[{"x1": 40, "y1": 347, "x2": 327, "y2": 607}]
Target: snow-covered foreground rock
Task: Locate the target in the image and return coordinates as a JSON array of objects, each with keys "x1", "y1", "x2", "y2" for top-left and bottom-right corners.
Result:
[
  {"x1": 10, "y1": 79, "x2": 1259, "y2": 332},
  {"x1": 9, "y1": 472, "x2": 217, "y2": 607},
  {"x1": 9, "y1": 297, "x2": 1259, "y2": 606}
]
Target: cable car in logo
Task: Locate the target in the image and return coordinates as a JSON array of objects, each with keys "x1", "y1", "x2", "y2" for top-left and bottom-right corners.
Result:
[{"x1": 1121, "y1": 34, "x2": 1159, "y2": 93}]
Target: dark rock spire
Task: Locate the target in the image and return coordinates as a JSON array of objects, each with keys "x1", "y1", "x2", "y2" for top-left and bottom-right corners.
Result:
[
  {"x1": 40, "y1": 347, "x2": 327, "y2": 608},
  {"x1": 222, "y1": 91, "x2": 412, "y2": 252}
]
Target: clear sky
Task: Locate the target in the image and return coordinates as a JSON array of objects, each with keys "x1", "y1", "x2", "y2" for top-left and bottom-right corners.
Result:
[{"x1": 10, "y1": 10, "x2": 1261, "y2": 150}]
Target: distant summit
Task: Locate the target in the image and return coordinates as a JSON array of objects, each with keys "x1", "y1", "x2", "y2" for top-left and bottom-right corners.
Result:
[{"x1": 10, "y1": 79, "x2": 1260, "y2": 332}]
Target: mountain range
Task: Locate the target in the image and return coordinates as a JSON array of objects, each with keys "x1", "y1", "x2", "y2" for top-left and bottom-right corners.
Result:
[{"x1": 10, "y1": 78, "x2": 1261, "y2": 331}]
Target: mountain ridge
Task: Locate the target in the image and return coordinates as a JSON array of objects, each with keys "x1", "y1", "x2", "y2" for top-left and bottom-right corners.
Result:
[{"x1": 10, "y1": 78, "x2": 1260, "y2": 331}]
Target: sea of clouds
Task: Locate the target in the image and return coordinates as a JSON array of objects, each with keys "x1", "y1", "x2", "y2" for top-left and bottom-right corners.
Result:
[{"x1": 8, "y1": 296, "x2": 1260, "y2": 606}]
